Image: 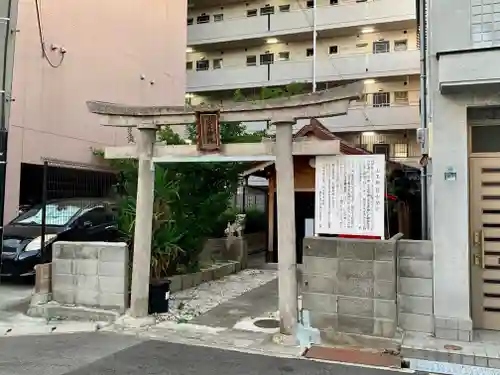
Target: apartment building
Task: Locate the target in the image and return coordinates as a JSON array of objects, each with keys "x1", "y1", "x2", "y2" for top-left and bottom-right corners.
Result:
[
  {"x1": 186, "y1": 0, "x2": 421, "y2": 167},
  {"x1": 2, "y1": 0, "x2": 186, "y2": 221},
  {"x1": 427, "y1": 0, "x2": 500, "y2": 339}
]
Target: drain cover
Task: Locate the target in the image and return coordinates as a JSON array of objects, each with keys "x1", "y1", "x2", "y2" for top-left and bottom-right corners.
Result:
[{"x1": 253, "y1": 319, "x2": 280, "y2": 329}]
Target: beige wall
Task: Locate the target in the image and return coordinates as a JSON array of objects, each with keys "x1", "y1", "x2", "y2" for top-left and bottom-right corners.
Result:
[{"x1": 6, "y1": 0, "x2": 187, "y2": 220}]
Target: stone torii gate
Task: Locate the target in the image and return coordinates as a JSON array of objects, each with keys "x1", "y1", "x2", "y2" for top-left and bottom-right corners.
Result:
[{"x1": 86, "y1": 81, "x2": 362, "y2": 335}]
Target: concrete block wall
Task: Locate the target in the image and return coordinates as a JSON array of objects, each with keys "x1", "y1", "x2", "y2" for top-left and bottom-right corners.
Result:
[
  {"x1": 51, "y1": 242, "x2": 129, "y2": 313},
  {"x1": 302, "y1": 237, "x2": 398, "y2": 339},
  {"x1": 397, "y1": 240, "x2": 434, "y2": 334},
  {"x1": 302, "y1": 237, "x2": 436, "y2": 339}
]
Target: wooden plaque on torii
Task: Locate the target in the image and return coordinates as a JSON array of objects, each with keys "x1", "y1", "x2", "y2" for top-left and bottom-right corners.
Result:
[{"x1": 195, "y1": 111, "x2": 221, "y2": 152}]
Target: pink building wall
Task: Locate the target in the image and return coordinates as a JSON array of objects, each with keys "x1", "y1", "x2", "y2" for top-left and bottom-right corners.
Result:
[{"x1": 5, "y1": 0, "x2": 187, "y2": 220}]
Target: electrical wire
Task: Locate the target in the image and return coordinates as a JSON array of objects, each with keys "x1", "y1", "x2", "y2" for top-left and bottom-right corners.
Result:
[{"x1": 34, "y1": 0, "x2": 65, "y2": 68}]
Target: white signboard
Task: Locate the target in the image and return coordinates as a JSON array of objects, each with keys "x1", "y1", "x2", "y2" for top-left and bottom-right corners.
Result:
[{"x1": 314, "y1": 155, "x2": 385, "y2": 238}]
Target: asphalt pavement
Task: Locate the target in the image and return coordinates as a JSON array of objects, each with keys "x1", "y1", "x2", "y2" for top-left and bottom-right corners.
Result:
[{"x1": 0, "y1": 332, "x2": 420, "y2": 375}]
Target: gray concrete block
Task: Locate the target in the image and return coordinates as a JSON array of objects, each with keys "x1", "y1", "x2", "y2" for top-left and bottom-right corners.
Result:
[
  {"x1": 303, "y1": 256, "x2": 338, "y2": 275},
  {"x1": 435, "y1": 316, "x2": 459, "y2": 329},
  {"x1": 399, "y1": 259, "x2": 432, "y2": 279},
  {"x1": 458, "y1": 318, "x2": 473, "y2": 331},
  {"x1": 398, "y1": 240, "x2": 432, "y2": 261},
  {"x1": 374, "y1": 243, "x2": 395, "y2": 261},
  {"x1": 52, "y1": 274, "x2": 75, "y2": 289},
  {"x1": 302, "y1": 274, "x2": 336, "y2": 294},
  {"x1": 309, "y1": 312, "x2": 338, "y2": 330},
  {"x1": 98, "y1": 261, "x2": 127, "y2": 277},
  {"x1": 462, "y1": 355, "x2": 475, "y2": 365},
  {"x1": 181, "y1": 274, "x2": 195, "y2": 289},
  {"x1": 374, "y1": 299, "x2": 396, "y2": 320},
  {"x1": 399, "y1": 277, "x2": 432, "y2": 297},
  {"x1": 98, "y1": 293, "x2": 127, "y2": 311},
  {"x1": 398, "y1": 295, "x2": 433, "y2": 315},
  {"x1": 53, "y1": 243, "x2": 79, "y2": 260},
  {"x1": 169, "y1": 275, "x2": 182, "y2": 292},
  {"x1": 338, "y1": 260, "x2": 373, "y2": 279},
  {"x1": 302, "y1": 292, "x2": 337, "y2": 314},
  {"x1": 76, "y1": 275, "x2": 99, "y2": 290},
  {"x1": 52, "y1": 289, "x2": 76, "y2": 304},
  {"x1": 374, "y1": 261, "x2": 395, "y2": 282},
  {"x1": 303, "y1": 237, "x2": 337, "y2": 258},
  {"x1": 475, "y1": 356, "x2": 489, "y2": 367},
  {"x1": 373, "y1": 318, "x2": 396, "y2": 338},
  {"x1": 74, "y1": 260, "x2": 98, "y2": 276},
  {"x1": 78, "y1": 246, "x2": 100, "y2": 259},
  {"x1": 52, "y1": 259, "x2": 73, "y2": 275},
  {"x1": 337, "y1": 277, "x2": 374, "y2": 298},
  {"x1": 337, "y1": 240, "x2": 375, "y2": 261},
  {"x1": 76, "y1": 290, "x2": 99, "y2": 306},
  {"x1": 98, "y1": 276, "x2": 126, "y2": 294},
  {"x1": 201, "y1": 269, "x2": 213, "y2": 283},
  {"x1": 458, "y1": 329, "x2": 472, "y2": 342},
  {"x1": 191, "y1": 272, "x2": 203, "y2": 287},
  {"x1": 435, "y1": 327, "x2": 458, "y2": 340},
  {"x1": 488, "y1": 358, "x2": 500, "y2": 369},
  {"x1": 99, "y1": 244, "x2": 128, "y2": 262},
  {"x1": 338, "y1": 297, "x2": 373, "y2": 317},
  {"x1": 399, "y1": 312, "x2": 433, "y2": 333},
  {"x1": 337, "y1": 314, "x2": 374, "y2": 335},
  {"x1": 374, "y1": 281, "x2": 395, "y2": 300}
]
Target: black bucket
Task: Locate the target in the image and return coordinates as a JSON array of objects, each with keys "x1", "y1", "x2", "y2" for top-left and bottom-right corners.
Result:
[{"x1": 148, "y1": 280, "x2": 171, "y2": 314}]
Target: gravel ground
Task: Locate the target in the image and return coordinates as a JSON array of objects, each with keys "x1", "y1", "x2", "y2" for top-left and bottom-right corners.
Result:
[{"x1": 156, "y1": 269, "x2": 277, "y2": 323}]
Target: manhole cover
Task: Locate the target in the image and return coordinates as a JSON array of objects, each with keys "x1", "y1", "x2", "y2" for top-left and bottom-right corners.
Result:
[
  {"x1": 444, "y1": 344, "x2": 462, "y2": 351},
  {"x1": 254, "y1": 319, "x2": 280, "y2": 329}
]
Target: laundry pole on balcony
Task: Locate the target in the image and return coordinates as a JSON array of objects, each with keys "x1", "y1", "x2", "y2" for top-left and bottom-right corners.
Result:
[{"x1": 312, "y1": 0, "x2": 317, "y2": 92}]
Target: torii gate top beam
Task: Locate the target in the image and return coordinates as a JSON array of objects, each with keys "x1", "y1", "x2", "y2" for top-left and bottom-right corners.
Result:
[{"x1": 86, "y1": 82, "x2": 363, "y2": 127}]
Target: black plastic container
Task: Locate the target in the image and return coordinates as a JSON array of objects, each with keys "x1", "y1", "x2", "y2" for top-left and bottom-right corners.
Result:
[{"x1": 148, "y1": 280, "x2": 171, "y2": 314}]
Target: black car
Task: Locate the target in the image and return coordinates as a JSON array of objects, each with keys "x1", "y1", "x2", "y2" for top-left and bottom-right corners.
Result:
[{"x1": 0, "y1": 198, "x2": 120, "y2": 278}]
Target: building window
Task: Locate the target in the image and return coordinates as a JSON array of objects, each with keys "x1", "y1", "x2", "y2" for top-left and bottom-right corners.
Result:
[
  {"x1": 196, "y1": 14, "x2": 210, "y2": 24},
  {"x1": 187, "y1": 18, "x2": 194, "y2": 25},
  {"x1": 329, "y1": 45, "x2": 338, "y2": 54},
  {"x1": 306, "y1": 48, "x2": 314, "y2": 57},
  {"x1": 393, "y1": 143, "x2": 409, "y2": 158},
  {"x1": 247, "y1": 9, "x2": 258, "y2": 17},
  {"x1": 186, "y1": 61, "x2": 193, "y2": 70},
  {"x1": 278, "y1": 51, "x2": 290, "y2": 61},
  {"x1": 372, "y1": 92, "x2": 390, "y2": 107},
  {"x1": 246, "y1": 55, "x2": 257, "y2": 66},
  {"x1": 306, "y1": 0, "x2": 314, "y2": 8},
  {"x1": 330, "y1": 0, "x2": 339, "y2": 4},
  {"x1": 196, "y1": 59, "x2": 209, "y2": 71},
  {"x1": 373, "y1": 40, "x2": 390, "y2": 54},
  {"x1": 213, "y1": 13, "x2": 224, "y2": 22},
  {"x1": 394, "y1": 39, "x2": 408, "y2": 51},
  {"x1": 279, "y1": 4, "x2": 290, "y2": 12},
  {"x1": 260, "y1": 53, "x2": 274, "y2": 65},
  {"x1": 213, "y1": 58, "x2": 223, "y2": 69},
  {"x1": 394, "y1": 91, "x2": 409, "y2": 104},
  {"x1": 260, "y1": 5, "x2": 275, "y2": 15}
]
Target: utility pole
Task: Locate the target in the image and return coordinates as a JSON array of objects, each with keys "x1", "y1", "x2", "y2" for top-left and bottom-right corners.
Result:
[{"x1": 0, "y1": 0, "x2": 19, "y2": 266}]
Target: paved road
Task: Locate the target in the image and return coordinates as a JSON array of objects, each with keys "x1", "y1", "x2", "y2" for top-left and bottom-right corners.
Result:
[
  {"x1": 0, "y1": 333, "x2": 418, "y2": 375},
  {"x1": 0, "y1": 278, "x2": 33, "y2": 312}
]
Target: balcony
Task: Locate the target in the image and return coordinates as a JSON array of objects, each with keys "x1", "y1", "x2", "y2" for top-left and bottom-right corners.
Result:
[
  {"x1": 188, "y1": 0, "x2": 416, "y2": 46},
  {"x1": 186, "y1": 50, "x2": 420, "y2": 92},
  {"x1": 266, "y1": 90, "x2": 420, "y2": 136}
]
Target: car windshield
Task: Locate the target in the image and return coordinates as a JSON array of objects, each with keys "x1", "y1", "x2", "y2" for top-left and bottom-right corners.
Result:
[{"x1": 11, "y1": 202, "x2": 83, "y2": 226}]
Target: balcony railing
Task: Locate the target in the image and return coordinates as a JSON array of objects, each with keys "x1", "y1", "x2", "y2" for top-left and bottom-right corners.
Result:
[
  {"x1": 339, "y1": 131, "x2": 420, "y2": 158},
  {"x1": 186, "y1": 50, "x2": 420, "y2": 92},
  {"x1": 188, "y1": 0, "x2": 417, "y2": 45}
]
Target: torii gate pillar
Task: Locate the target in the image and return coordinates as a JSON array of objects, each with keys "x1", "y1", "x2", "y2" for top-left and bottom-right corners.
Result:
[
  {"x1": 275, "y1": 121, "x2": 298, "y2": 334},
  {"x1": 130, "y1": 124, "x2": 157, "y2": 318}
]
